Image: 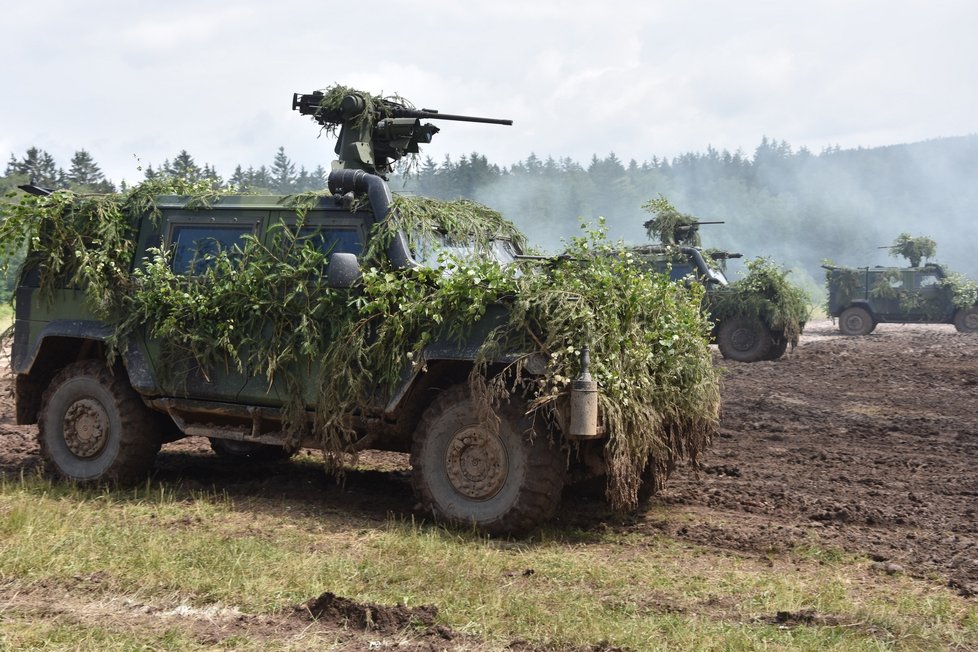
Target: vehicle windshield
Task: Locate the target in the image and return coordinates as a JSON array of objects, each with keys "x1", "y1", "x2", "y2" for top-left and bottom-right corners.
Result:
[
  {"x1": 412, "y1": 231, "x2": 518, "y2": 269},
  {"x1": 706, "y1": 266, "x2": 729, "y2": 286}
]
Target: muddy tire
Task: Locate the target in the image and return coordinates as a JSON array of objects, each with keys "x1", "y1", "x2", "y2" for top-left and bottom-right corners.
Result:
[
  {"x1": 953, "y1": 307, "x2": 978, "y2": 333},
  {"x1": 38, "y1": 360, "x2": 162, "y2": 484},
  {"x1": 411, "y1": 385, "x2": 564, "y2": 535},
  {"x1": 717, "y1": 317, "x2": 773, "y2": 362},
  {"x1": 209, "y1": 438, "x2": 292, "y2": 461},
  {"x1": 839, "y1": 306, "x2": 875, "y2": 336}
]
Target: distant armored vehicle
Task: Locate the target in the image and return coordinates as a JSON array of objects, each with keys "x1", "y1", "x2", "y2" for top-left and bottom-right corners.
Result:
[
  {"x1": 633, "y1": 245, "x2": 807, "y2": 362},
  {"x1": 823, "y1": 263, "x2": 978, "y2": 334}
]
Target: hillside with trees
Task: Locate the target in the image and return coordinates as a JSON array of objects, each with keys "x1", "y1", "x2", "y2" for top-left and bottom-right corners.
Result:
[
  {"x1": 3, "y1": 134, "x2": 977, "y2": 300},
  {"x1": 397, "y1": 135, "x2": 978, "y2": 290}
]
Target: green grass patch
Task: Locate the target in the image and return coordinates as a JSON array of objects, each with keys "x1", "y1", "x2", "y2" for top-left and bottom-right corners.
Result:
[{"x1": 0, "y1": 474, "x2": 975, "y2": 650}]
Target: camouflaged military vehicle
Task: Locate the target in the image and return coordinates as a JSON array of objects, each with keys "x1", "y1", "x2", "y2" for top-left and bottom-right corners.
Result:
[
  {"x1": 6, "y1": 87, "x2": 720, "y2": 535},
  {"x1": 824, "y1": 263, "x2": 978, "y2": 335},
  {"x1": 633, "y1": 244, "x2": 806, "y2": 362}
]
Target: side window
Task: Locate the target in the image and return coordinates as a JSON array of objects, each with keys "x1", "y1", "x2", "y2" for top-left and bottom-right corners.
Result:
[
  {"x1": 669, "y1": 262, "x2": 695, "y2": 282},
  {"x1": 297, "y1": 227, "x2": 363, "y2": 259},
  {"x1": 169, "y1": 225, "x2": 252, "y2": 275},
  {"x1": 917, "y1": 274, "x2": 940, "y2": 288}
]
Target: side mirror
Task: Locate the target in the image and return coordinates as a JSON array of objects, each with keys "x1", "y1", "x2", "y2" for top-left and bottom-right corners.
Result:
[{"x1": 327, "y1": 252, "x2": 361, "y2": 288}]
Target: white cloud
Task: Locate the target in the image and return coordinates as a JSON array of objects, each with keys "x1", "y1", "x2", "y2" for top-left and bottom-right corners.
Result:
[
  {"x1": 1, "y1": 0, "x2": 975, "y2": 183},
  {"x1": 121, "y1": 7, "x2": 258, "y2": 52}
]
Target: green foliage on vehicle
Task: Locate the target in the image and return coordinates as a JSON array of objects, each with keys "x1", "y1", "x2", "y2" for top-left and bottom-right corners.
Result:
[
  {"x1": 941, "y1": 271, "x2": 978, "y2": 309},
  {"x1": 642, "y1": 197, "x2": 810, "y2": 349},
  {"x1": 710, "y1": 258, "x2": 811, "y2": 347},
  {"x1": 886, "y1": 233, "x2": 937, "y2": 267},
  {"x1": 0, "y1": 184, "x2": 721, "y2": 513},
  {"x1": 642, "y1": 195, "x2": 701, "y2": 246},
  {"x1": 822, "y1": 262, "x2": 862, "y2": 309},
  {"x1": 0, "y1": 179, "x2": 225, "y2": 317}
]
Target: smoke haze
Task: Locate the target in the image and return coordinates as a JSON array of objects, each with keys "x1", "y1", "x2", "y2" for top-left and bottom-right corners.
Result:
[{"x1": 440, "y1": 136, "x2": 978, "y2": 295}]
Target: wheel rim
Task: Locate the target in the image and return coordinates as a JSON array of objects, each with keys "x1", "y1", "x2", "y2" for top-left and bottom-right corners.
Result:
[
  {"x1": 843, "y1": 313, "x2": 866, "y2": 333},
  {"x1": 62, "y1": 398, "x2": 110, "y2": 458},
  {"x1": 445, "y1": 425, "x2": 509, "y2": 501},
  {"x1": 730, "y1": 327, "x2": 758, "y2": 352}
]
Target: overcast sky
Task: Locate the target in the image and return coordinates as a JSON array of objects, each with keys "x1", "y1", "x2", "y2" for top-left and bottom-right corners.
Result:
[{"x1": 1, "y1": 0, "x2": 975, "y2": 184}]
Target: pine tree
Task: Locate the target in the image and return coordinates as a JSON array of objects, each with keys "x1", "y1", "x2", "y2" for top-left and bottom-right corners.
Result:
[
  {"x1": 166, "y1": 151, "x2": 202, "y2": 182},
  {"x1": 5, "y1": 147, "x2": 63, "y2": 187},
  {"x1": 271, "y1": 146, "x2": 296, "y2": 193},
  {"x1": 311, "y1": 165, "x2": 328, "y2": 190},
  {"x1": 66, "y1": 149, "x2": 114, "y2": 192},
  {"x1": 201, "y1": 163, "x2": 224, "y2": 189},
  {"x1": 229, "y1": 165, "x2": 247, "y2": 189}
]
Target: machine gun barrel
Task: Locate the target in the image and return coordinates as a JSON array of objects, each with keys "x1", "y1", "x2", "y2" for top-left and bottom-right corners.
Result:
[
  {"x1": 292, "y1": 91, "x2": 512, "y2": 126},
  {"x1": 396, "y1": 108, "x2": 512, "y2": 126}
]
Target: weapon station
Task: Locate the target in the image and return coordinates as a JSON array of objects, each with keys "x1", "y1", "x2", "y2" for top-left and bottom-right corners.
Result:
[{"x1": 292, "y1": 90, "x2": 512, "y2": 177}]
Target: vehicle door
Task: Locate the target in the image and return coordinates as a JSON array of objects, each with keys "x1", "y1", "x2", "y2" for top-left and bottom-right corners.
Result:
[
  {"x1": 233, "y1": 210, "x2": 367, "y2": 407},
  {"x1": 145, "y1": 207, "x2": 266, "y2": 401},
  {"x1": 912, "y1": 269, "x2": 953, "y2": 321}
]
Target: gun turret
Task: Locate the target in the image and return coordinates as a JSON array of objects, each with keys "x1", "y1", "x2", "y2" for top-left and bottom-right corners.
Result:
[
  {"x1": 292, "y1": 89, "x2": 512, "y2": 177},
  {"x1": 669, "y1": 220, "x2": 724, "y2": 246}
]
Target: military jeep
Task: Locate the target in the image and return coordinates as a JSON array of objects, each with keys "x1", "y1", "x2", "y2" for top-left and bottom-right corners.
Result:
[
  {"x1": 6, "y1": 88, "x2": 720, "y2": 535},
  {"x1": 632, "y1": 245, "x2": 804, "y2": 362},
  {"x1": 11, "y1": 170, "x2": 594, "y2": 535},
  {"x1": 824, "y1": 263, "x2": 978, "y2": 335}
]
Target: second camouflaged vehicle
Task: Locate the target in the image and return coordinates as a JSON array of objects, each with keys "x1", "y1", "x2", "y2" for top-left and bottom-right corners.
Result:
[
  {"x1": 824, "y1": 263, "x2": 978, "y2": 334},
  {"x1": 633, "y1": 245, "x2": 808, "y2": 362}
]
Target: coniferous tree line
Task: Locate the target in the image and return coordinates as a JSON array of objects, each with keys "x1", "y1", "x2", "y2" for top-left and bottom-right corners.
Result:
[{"x1": 4, "y1": 134, "x2": 978, "y2": 292}]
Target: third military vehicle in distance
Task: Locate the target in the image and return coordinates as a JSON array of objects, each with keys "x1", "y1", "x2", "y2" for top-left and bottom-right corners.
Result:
[
  {"x1": 823, "y1": 263, "x2": 978, "y2": 335},
  {"x1": 633, "y1": 245, "x2": 805, "y2": 362}
]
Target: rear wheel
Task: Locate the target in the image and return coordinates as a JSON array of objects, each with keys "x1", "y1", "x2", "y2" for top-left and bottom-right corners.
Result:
[
  {"x1": 953, "y1": 307, "x2": 978, "y2": 333},
  {"x1": 411, "y1": 385, "x2": 564, "y2": 535},
  {"x1": 838, "y1": 306, "x2": 875, "y2": 335},
  {"x1": 717, "y1": 317, "x2": 773, "y2": 362},
  {"x1": 38, "y1": 360, "x2": 162, "y2": 484}
]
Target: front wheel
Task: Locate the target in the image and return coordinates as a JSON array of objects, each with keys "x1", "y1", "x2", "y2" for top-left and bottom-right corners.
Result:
[
  {"x1": 38, "y1": 360, "x2": 162, "y2": 484},
  {"x1": 953, "y1": 307, "x2": 978, "y2": 333},
  {"x1": 838, "y1": 306, "x2": 875, "y2": 336},
  {"x1": 411, "y1": 385, "x2": 565, "y2": 535},
  {"x1": 717, "y1": 317, "x2": 773, "y2": 362}
]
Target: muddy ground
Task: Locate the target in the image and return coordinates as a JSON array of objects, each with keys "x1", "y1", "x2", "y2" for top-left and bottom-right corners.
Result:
[
  {"x1": 656, "y1": 320, "x2": 978, "y2": 596},
  {"x1": 1, "y1": 319, "x2": 976, "y2": 648}
]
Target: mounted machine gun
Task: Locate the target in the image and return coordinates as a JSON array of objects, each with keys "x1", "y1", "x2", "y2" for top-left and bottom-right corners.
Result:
[{"x1": 292, "y1": 89, "x2": 512, "y2": 177}]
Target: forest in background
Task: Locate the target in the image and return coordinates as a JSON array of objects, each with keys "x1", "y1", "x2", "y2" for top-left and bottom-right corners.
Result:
[{"x1": 4, "y1": 134, "x2": 977, "y2": 299}]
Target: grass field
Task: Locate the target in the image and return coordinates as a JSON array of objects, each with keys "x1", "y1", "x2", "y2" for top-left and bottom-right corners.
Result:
[{"x1": 0, "y1": 474, "x2": 974, "y2": 651}]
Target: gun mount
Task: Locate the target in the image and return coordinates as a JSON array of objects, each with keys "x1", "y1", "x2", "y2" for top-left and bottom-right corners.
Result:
[
  {"x1": 293, "y1": 89, "x2": 512, "y2": 177},
  {"x1": 671, "y1": 220, "x2": 723, "y2": 245}
]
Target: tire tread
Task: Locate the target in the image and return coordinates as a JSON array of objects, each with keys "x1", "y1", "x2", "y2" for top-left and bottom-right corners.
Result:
[{"x1": 38, "y1": 360, "x2": 162, "y2": 484}]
